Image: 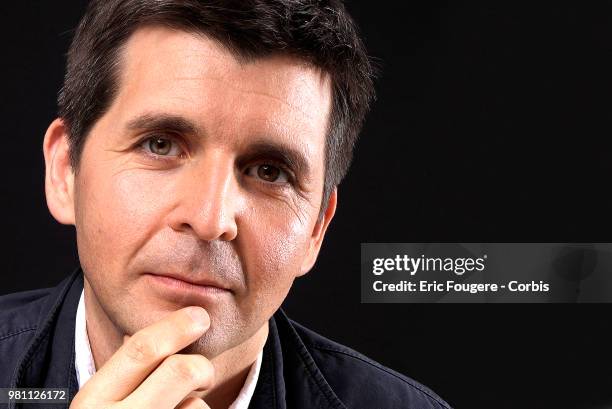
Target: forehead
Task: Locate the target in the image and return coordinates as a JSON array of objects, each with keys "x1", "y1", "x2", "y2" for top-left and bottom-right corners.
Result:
[{"x1": 107, "y1": 26, "x2": 332, "y2": 151}]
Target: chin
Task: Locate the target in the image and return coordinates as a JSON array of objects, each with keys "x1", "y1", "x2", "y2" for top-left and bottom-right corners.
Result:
[{"x1": 179, "y1": 331, "x2": 234, "y2": 358}]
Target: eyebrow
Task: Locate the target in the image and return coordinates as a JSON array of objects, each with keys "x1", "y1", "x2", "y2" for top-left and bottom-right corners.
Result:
[
  {"x1": 125, "y1": 113, "x2": 312, "y2": 177},
  {"x1": 126, "y1": 113, "x2": 198, "y2": 135}
]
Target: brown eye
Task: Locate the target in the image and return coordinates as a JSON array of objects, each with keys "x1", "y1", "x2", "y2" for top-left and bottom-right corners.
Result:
[
  {"x1": 141, "y1": 136, "x2": 182, "y2": 157},
  {"x1": 246, "y1": 164, "x2": 289, "y2": 184},
  {"x1": 258, "y1": 165, "x2": 280, "y2": 182}
]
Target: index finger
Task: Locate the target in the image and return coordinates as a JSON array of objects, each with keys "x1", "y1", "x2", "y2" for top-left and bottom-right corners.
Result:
[{"x1": 79, "y1": 306, "x2": 210, "y2": 403}]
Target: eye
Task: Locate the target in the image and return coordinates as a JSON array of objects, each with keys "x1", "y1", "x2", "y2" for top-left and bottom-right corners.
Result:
[
  {"x1": 140, "y1": 136, "x2": 183, "y2": 157},
  {"x1": 245, "y1": 164, "x2": 289, "y2": 184}
]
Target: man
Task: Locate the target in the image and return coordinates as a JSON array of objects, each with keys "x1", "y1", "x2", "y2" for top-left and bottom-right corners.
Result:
[{"x1": 0, "y1": 1, "x2": 451, "y2": 408}]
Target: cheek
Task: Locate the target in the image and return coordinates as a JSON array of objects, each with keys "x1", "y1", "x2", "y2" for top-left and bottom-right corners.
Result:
[
  {"x1": 75, "y1": 167, "x2": 176, "y2": 270},
  {"x1": 238, "y1": 202, "x2": 314, "y2": 298}
]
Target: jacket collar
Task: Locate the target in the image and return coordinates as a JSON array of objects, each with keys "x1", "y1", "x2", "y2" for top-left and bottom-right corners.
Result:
[{"x1": 10, "y1": 268, "x2": 345, "y2": 409}]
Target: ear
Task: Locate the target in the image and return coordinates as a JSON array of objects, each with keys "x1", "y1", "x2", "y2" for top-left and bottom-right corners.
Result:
[
  {"x1": 43, "y1": 118, "x2": 76, "y2": 225},
  {"x1": 298, "y1": 187, "x2": 337, "y2": 276}
]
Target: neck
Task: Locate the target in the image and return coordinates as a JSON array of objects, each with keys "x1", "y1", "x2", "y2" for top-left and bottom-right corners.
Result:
[{"x1": 83, "y1": 279, "x2": 268, "y2": 409}]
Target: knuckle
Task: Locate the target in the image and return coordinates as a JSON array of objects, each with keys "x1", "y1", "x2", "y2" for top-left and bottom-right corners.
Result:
[
  {"x1": 165, "y1": 355, "x2": 212, "y2": 387},
  {"x1": 178, "y1": 397, "x2": 209, "y2": 409},
  {"x1": 193, "y1": 355, "x2": 215, "y2": 390},
  {"x1": 124, "y1": 333, "x2": 159, "y2": 363},
  {"x1": 166, "y1": 355, "x2": 202, "y2": 384}
]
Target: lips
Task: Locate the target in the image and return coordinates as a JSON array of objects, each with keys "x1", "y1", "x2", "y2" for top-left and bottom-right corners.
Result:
[{"x1": 144, "y1": 272, "x2": 232, "y2": 293}]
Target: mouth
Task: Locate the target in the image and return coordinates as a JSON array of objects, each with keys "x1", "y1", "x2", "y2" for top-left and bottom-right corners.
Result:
[{"x1": 143, "y1": 272, "x2": 232, "y2": 303}]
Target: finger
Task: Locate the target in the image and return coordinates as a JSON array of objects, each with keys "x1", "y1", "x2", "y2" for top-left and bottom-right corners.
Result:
[
  {"x1": 81, "y1": 307, "x2": 210, "y2": 402},
  {"x1": 122, "y1": 354, "x2": 215, "y2": 408},
  {"x1": 175, "y1": 396, "x2": 211, "y2": 409}
]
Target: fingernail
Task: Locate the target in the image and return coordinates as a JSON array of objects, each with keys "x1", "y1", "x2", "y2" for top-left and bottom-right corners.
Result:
[{"x1": 187, "y1": 307, "x2": 209, "y2": 329}]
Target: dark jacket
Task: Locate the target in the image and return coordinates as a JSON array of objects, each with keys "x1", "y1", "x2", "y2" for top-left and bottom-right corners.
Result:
[{"x1": 0, "y1": 268, "x2": 451, "y2": 409}]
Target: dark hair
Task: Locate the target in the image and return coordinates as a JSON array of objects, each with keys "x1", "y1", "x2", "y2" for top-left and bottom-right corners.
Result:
[{"x1": 58, "y1": 0, "x2": 375, "y2": 215}]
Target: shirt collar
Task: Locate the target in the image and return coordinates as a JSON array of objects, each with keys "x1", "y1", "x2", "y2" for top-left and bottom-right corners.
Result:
[{"x1": 74, "y1": 289, "x2": 263, "y2": 409}]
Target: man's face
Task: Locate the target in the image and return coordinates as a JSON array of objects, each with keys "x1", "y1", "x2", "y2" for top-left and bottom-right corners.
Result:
[{"x1": 70, "y1": 26, "x2": 333, "y2": 357}]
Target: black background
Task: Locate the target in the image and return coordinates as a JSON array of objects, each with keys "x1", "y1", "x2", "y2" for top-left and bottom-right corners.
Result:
[{"x1": 2, "y1": 2, "x2": 612, "y2": 408}]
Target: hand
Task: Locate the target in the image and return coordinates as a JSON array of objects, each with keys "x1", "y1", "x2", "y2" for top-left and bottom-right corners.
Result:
[{"x1": 70, "y1": 307, "x2": 214, "y2": 409}]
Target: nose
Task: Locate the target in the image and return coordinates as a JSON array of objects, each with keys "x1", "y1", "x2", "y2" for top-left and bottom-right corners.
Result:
[{"x1": 167, "y1": 150, "x2": 239, "y2": 242}]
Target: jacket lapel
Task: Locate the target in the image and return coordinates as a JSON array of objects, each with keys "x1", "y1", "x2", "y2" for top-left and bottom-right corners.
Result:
[
  {"x1": 9, "y1": 268, "x2": 83, "y2": 409},
  {"x1": 250, "y1": 310, "x2": 346, "y2": 409}
]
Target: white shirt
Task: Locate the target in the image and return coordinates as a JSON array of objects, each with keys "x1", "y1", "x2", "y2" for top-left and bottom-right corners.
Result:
[{"x1": 74, "y1": 290, "x2": 263, "y2": 408}]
